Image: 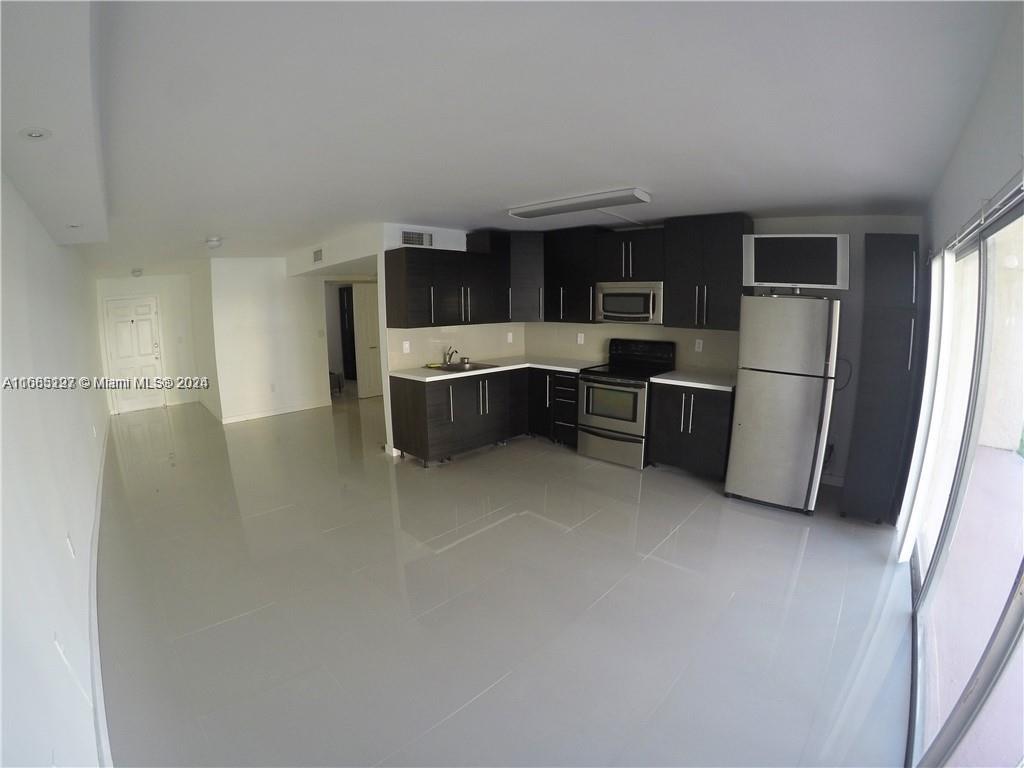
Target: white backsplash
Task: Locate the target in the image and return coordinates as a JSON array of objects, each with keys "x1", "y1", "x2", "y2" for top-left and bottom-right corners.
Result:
[
  {"x1": 387, "y1": 323, "x2": 526, "y2": 369},
  {"x1": 387, "y1": 321, "x2": 737, "y2": 372},
  {"x1": 524, "y1": 323, "x2": 739, "y2": 371}
]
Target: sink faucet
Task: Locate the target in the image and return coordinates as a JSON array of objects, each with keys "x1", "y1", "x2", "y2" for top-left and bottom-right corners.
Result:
[{"x1": 443, "y1": 346, "x2": 459, "y2": 365}]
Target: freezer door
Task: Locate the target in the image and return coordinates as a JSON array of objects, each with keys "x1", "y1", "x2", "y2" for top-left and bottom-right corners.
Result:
[
  {"x1": 738, "y1": 295, "x2": 839, "y2": 377},
  {"x1": 725, "y1": 368, "x2": 834, "y2": 511}
]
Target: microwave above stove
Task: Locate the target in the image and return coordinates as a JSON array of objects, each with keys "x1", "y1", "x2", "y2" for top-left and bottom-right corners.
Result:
[{"x1": 594, "y1": 282, "x2": 663, "y2": 324}]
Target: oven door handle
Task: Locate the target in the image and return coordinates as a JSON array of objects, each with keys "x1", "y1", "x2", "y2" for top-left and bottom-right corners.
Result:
[
  {"x1": 579, "y1": 375, "x2": 648, "y2": 389},
  {"x1": 578, "y1": 425, "x2": 644, "y2": 444}
]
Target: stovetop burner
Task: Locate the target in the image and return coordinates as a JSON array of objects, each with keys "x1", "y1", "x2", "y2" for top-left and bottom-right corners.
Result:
[{"x1": 582, "y1": 338, "x2": 676, "y2": 382}]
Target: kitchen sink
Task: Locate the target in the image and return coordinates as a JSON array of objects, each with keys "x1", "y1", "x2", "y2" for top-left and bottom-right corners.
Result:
[{"x1": 423, "y1": 362, "x2": 497, "y2": 372}]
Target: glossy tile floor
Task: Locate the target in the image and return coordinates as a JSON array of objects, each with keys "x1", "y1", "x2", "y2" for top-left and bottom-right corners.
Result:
[{"x1": 98, "y1": 392, "x2": 912, "y2": 767}]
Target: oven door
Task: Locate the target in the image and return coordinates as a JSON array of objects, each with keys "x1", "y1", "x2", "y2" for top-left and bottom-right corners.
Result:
[
  {"x1": 595, "y1": 282, "x2": 663, "y2": 324},
  {"x1": 578, "y1": 376, "x2": 648, "y2": 437}
]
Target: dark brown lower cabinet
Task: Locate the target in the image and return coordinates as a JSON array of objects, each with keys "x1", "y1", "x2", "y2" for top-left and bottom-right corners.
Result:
[
  {"x1": 528, "y1": 368, "x2": 553, "y2": 438},
  {"x1": 648, "y1": 383, "x2": 733, "y2": 479},
  {"x1": 527, "y1": 368, "x2": 579, "y2": 447},
  {"x1": 390, "y1": 371, "x2": 527, "y2": 465}
]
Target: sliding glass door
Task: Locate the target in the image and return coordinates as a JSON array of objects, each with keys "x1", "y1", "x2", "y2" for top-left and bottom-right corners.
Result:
[{"x1": 912, "y1": 207, "x2": 1023, "y2": 766}]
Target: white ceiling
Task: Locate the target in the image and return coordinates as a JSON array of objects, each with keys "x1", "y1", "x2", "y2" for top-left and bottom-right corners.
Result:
[
  {"x1": 2, "y1": 2, "x2": 108, "y2": 245},
  {"x1": 4, "y1": 2, "x2": 1011, "y2": 267}
]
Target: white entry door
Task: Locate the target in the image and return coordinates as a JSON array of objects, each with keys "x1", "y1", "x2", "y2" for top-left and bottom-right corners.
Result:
[{"x1": 104, "y1": 296, "x2": 166, "y2": 413}]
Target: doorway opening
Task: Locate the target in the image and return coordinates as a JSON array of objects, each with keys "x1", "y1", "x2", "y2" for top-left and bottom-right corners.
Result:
[{"x1": 323, "y1": 281, "x2": 382, "y2": 401}]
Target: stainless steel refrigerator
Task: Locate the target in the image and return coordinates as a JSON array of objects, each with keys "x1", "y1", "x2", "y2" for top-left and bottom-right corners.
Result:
[{"x1": 725, "y1": 295, "x2": 840, "y2": 513}]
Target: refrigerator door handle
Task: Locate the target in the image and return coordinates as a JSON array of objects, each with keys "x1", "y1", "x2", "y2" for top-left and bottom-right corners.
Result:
[
  {"x1": 907, "y1": 318, "x2": 915, "y2": 371},
  {"x1": 911, "y1": 251, "x2": 917, "y2": 305},
  {"x1": 805, "y1": 377, "x2": 836, "y2": 510}
]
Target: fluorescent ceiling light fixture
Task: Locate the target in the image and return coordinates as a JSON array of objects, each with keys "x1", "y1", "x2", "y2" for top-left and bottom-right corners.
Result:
[{"x1": 508, "y1": 188, "x2": 651, "y2": 219}]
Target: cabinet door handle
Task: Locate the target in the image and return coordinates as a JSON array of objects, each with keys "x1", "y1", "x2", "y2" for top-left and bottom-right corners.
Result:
[
  {"x1": 537, "y1": 286, "x2": 542, "y2": 320},
  {"x1": 430, "y1": 285, "x2": 435, "y2": 324},
  {"x1": 679, "y1": 393, "x2": 687, "y2": 432},
  {"x1": 468, "y1": 287, "x2": 472, "y2": 323},
  {"x1": 589, "y1": 286, "x2": 594, "y2": 321},
  {"x1": 688, "y1": 394, "x2": 695, "y2": 434},
  {"x1": 460, "y1": 286, "x2": 465, "y2": 322},
  {"x1": 546, "y1": 374, "x2": 551, "y2": 408},
  {"x1": 559, "y1": 287, "x2": 564, "y2": 320},
  {"x1": 485, "y1": 379, "x2": 490, "y2": 414},
  {"x1": 911, "y1": 251, "x2": 917, "y2": 305},
  {"x1": 629, "y1": 241, "x2": 633, "y2": 278},
  {"x1": 479, "y1": 381, "x2": 484, "y2": 415},
  {"x1": 449, "y1": 385, "x2": 454, "y2": 422},
  {"x1": 621, "y1": 243, "x2": 626, "y2": 278},
  {"x1": 694, "y1": 285, "x2": 699, "y2": 326},
  {"x1": 702, "y1": 285, "x2": 708, "y2": 327},
  {"x1": 508, "y1": 286, "x2": 512, "y2": 320},
  {"x1": 907, "y1": 318, "x2": 915, "y2": 371}
]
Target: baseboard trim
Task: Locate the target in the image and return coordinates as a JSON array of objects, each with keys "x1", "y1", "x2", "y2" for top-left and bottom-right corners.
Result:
[
  {"x1": 220, "y1": 399, "x2": 332, "y2": 425},
  {"x1": 88, "y1": 418, "x2": 112, "y2": 767}
]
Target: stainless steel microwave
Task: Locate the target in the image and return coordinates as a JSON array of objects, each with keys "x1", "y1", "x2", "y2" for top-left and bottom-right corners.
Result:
[{"x1": 594, "y1": 281, "x2": 663, "y2": 324}]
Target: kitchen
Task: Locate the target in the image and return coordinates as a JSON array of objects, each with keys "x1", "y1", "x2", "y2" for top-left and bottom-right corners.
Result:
[{"x1": 386, "y1": 209, "x2": 922, "y2": 522}]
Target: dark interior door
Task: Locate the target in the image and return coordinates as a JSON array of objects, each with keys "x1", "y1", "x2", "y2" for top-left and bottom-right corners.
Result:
[{"x1": 339, "y1": 286, "x2": 357, "y2": 380}]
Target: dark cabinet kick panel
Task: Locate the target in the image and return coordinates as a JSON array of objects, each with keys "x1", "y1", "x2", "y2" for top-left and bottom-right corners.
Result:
[{"x1": 648, "y1": 384, "x2": 734, "y2": 480}]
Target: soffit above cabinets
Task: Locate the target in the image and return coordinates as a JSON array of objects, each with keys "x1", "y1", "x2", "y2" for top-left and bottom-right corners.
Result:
[{"x1": 1, "y1": 2, "x2": 109, "y2": 245}]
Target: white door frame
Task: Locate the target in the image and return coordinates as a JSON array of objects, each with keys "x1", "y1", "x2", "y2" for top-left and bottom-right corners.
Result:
[{"x1": 102, "y1": 294, "x2": 168, "y2": 414}]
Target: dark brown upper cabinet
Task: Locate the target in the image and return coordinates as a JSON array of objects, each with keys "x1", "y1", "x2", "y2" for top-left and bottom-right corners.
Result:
[
  {"x1": 543, "y1": 226, "x2": 603, "y2": 323},
  {"x1": 595, "y1": 229, "x2": 664, "y2": 282},
  {"x1": 385, "y1": 247, "x2": 464, "y2": 328},
  {"x1": 466, "y1": 229, "x2": 544, "y2": 322},
  {"x1": 663, "y1": 213, "x2": 752, "y2": 331}
]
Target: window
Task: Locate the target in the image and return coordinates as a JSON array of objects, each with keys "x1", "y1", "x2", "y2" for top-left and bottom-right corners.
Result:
[{"x1": 912, "y1": 208, "x2": 1024, "y2": 765}]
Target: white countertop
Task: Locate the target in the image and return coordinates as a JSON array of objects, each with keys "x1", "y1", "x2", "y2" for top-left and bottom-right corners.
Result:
[
  {"x1": 389, "y1": 355, "x2": 601, "y2": 383},
  {"x1": 650, "y1": 368, "x2": 737, "y2": 392}
]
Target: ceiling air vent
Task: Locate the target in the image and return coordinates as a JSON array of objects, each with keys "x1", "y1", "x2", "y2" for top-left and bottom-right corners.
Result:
[
  {"x1": 401, "y1": 230, "x2": 433, "y2": 247},
  {"x1": 312, "y1": 248, "x2": 323, "y2": 263}
]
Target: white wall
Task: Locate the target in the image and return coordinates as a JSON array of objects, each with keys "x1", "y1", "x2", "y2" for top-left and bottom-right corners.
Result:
[
  {"x1": 96, "y1": 274, "x2": 199, "y2": 409},
  {"x1": 2, "y1": 176, "x2": 109, "y2": 766},
  {"x1": 285, "y1": 222, "x2": 382, "y2": 276},
  {"x1": 189, "y1": 262, "x2": 223, "y2": 420},
  {"x1": 210, "y1": 257, "x2": 331, "y2": 423},
  {"x1": 927, "y1": 3, "x2": 1023, "y2": 250},
  {"x1": 324, "y1": 284, "x2": 344, "y2": 376},
  {"x1": 754, "y1": 215, "x2": 924, "y2": 485}
]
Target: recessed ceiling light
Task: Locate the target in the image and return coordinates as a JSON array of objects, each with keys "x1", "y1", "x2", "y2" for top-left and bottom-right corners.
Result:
[
  {"x1": 131, "y1": 268, "x2": 143, "y2": 278},
  {"x1": 66, "y1": 224, "x2": 82, "y2": 229},
  {"x1": 19, "y1": 127, "x2": 52, "y2": 141},
  {"x1": 205, "y1": 236, "x2": 223, "y2": 249},
  {"x1": 508, "y1": 188, "x2": 651, "y2": 219}
]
